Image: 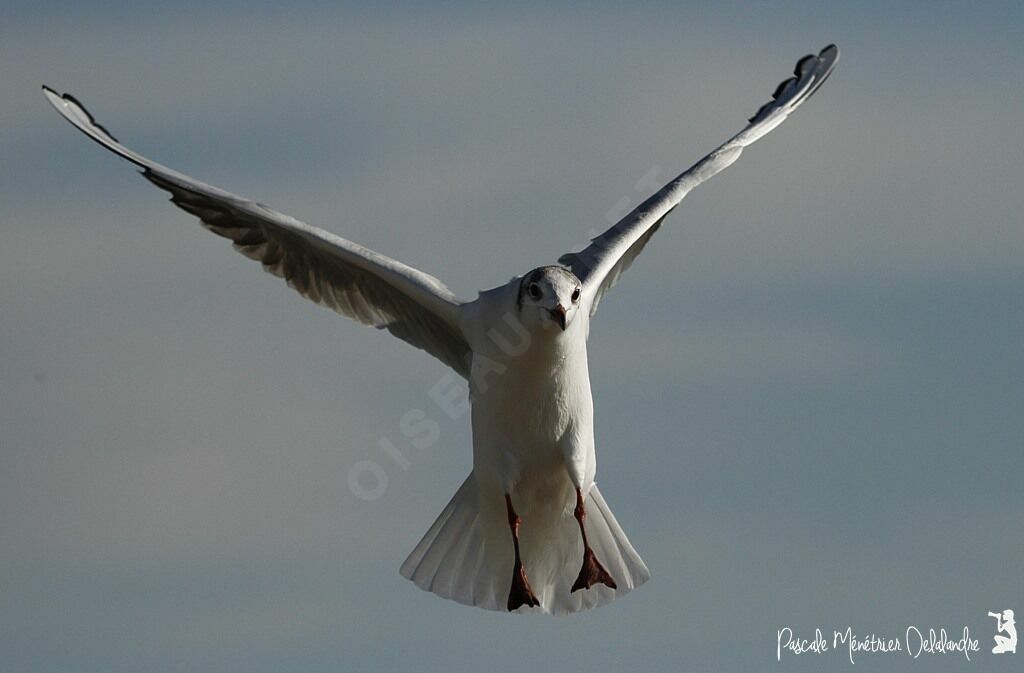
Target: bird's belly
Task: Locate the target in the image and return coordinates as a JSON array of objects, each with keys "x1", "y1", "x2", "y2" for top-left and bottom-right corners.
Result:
[
  {"x1": 476, "y1": 380, "x2": 567, "y2": 448},
  {"x1": 470, "y1": 359, "x2": 591, "y2": 483}
]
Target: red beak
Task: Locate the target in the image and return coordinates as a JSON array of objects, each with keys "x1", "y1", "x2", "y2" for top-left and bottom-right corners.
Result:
[{"x1": 549, "y1": 305, "x2": 567, "y2": 330}]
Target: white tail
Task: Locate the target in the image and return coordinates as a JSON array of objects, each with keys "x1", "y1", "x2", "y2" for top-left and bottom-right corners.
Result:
[{"x1": 400, "y1": 472, "x2": 650, "y2": 614}]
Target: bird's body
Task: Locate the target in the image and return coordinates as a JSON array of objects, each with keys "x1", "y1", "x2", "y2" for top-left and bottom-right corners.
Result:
[
  {"x1": 44, "y1": 44, "x2": 838, "y2": 614},
  {"x1": 402, "y1": 270, "x2": 643, "y2": 614},
  {"x1": 465, "y1": 273, "x2": 594, "y2": 493}
]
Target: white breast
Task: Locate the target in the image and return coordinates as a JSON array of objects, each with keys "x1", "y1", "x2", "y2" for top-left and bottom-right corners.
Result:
[{"x1": 461, "y1": 286, "x2": 593, "y2": 487}]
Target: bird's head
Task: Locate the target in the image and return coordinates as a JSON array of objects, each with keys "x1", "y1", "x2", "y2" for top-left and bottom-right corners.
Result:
[{"x1": 516, "y1": 266, "x2": 582, "y2": 333}]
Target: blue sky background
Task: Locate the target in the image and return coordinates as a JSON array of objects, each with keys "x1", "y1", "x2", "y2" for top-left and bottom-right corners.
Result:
[{"x1": 2, "y1": 2, "x2": 1022, "y2": 672}]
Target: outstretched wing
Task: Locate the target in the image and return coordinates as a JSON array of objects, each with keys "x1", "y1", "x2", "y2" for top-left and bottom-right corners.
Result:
[
  {"x1": 43, "y1": 87, "x2": 472, "y2": 377},
  {"x1": 559, "y1": 44, "x2": 839, "y2": 316}
]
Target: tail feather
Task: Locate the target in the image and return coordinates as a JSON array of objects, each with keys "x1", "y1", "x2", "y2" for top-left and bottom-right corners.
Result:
[
  {"x1": 400, "y1": 472, "x2": 649, "y2": 614},
  {"x1": 428, "y1": 502, "x2": 477, "y2": 597},
  {"x1": 556, "y1": 485, "x2": 650, "y2": 613},
  {"x1": 400, "y1": 475, "x2": 476, "y2": 593}
]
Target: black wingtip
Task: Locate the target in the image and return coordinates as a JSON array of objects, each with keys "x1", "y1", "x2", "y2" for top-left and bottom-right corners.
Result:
[
  {"x1": 43, "y1": 87, "x2": 121, "y2": 143},
  {"x1": 746, "y1": 44, "x2": 840, "y2": 124},
  {"x1": 818, "y1": 44, "x2": 840, "y2": 68},
  {"x1": 794, "y1": 53, "x2": 816, "y2": 76},
  {"x1": 772, "y1": 76, "x2": 796, "y2": 100}
]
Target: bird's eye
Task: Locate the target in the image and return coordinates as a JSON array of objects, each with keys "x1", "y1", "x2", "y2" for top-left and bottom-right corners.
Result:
[
  {"x1": 571, "y1": 287, "x2": 581, "y2": 303},
  {"x1": 528, "y1": 284, "x2": 542, "y2": 299}
]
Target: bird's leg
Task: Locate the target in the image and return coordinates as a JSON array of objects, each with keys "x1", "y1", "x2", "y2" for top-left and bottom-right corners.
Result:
[
  {"x1": 505, "y1": 493, "x2": 540, "y2": 611},
  {"x1": 570, "y1": 487, "x2": 617, "y2": 592}
]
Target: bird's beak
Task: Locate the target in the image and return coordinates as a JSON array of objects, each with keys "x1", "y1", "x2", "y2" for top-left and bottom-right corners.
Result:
[{"x1": 549, "y1": 304, "x2": 567, "y2": 330}]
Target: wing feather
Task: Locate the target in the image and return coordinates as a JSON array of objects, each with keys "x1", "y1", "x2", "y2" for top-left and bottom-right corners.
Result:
[
  {"x1": 559, "y1": 44, "x2": 839, "y2": 316},
  {"x1": 43, "y1": 87, "x2": 472, "y2": 377}
]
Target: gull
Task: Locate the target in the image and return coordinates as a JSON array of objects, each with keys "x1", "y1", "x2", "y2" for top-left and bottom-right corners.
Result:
[{"x1": 44, "y1": 44, "x2": 838, "y2": 615}]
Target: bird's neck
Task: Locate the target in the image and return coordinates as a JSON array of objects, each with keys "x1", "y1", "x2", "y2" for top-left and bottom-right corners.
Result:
[
  {"x1": 523, "y1": 320, "x2": 587, "y2": 370},
  {"x1": 478, "y1": 312, "x2": 586, "y2": 366}
]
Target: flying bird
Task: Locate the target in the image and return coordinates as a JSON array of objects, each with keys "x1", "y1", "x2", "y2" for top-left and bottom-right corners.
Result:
[{"x1": 44, "y1": 44, "x2": 838, "y2": 615}]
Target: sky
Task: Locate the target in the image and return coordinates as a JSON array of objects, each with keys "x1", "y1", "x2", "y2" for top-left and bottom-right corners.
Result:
[{"x1": 2, "y1": 1, "x2": 1023, "y2": 672}]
